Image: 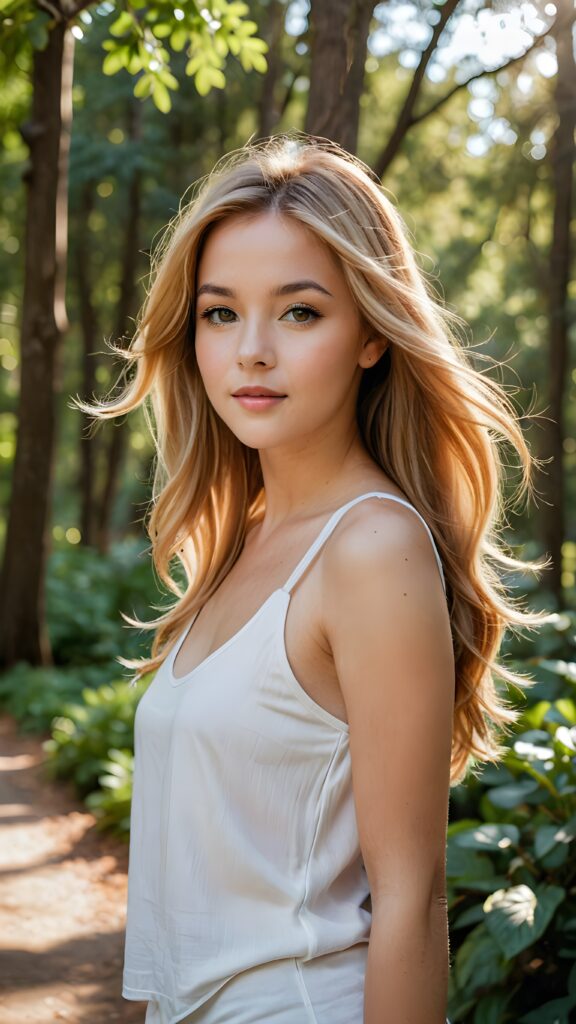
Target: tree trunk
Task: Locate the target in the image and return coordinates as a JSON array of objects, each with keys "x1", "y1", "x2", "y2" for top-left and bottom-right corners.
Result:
[
  {"x1": 540, "y1": 7, "x2": 575, "y2": 605},
  {"x1": 75, "y1": 182, "x2": 100, "y2": 548},
  {"x1": 256, "y1": 0, "x2": 285, "y2": 139},
  {"x1": 0, "y1": 21, "x2": 74, "y2": 669},
  {"x1": 96, "y1": 99, "x2": 142, "y2": 553},
  {"x1": 305, "y1": 0, "x2": 374, "y2": 154}
]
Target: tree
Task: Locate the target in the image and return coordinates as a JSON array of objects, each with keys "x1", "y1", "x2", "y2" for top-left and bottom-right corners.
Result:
[
  {"x1": 0, "y1": 1, "x2": 267, "y2": 669},
  {"x1": 541, "y1": 1, "x2": 575, "y2": 604},
  {"x1": 305, "y1": 0, "x2": 375, "y2": 153}
]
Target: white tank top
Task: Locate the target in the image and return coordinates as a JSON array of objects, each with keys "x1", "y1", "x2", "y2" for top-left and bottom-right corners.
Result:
[{"x1": 123, "y1": 492, "x2": 447, "y2": 1019}]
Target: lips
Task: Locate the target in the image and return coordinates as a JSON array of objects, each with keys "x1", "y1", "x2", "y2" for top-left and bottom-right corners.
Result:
[{"x1": 232, "y1": 387, "x2": 286, "y2": 397}]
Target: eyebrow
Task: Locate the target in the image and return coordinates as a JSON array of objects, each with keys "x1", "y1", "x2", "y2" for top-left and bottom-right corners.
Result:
[{"x1": 196, "y1": 279, "x2": 333, "y2": 299}]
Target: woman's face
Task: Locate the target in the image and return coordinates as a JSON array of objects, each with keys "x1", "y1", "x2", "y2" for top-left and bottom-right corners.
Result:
[{"x1": 194, "y1": 210, "x2": 381, "y2": 451}]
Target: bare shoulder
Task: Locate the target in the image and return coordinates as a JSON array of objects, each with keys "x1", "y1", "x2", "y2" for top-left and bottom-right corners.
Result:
[{"x1": 321, "y1": 494, "x2": 447, "y2": 611}]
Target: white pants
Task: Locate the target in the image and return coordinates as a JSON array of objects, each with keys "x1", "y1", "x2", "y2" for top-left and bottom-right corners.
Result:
[{"x1": 144, "y1": 944, "x2": 367, "y2": 1023}]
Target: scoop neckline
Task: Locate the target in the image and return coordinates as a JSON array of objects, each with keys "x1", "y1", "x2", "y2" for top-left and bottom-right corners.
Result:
[{"x1": 169, "y1": 588, "x2": 285, "y2": 686}]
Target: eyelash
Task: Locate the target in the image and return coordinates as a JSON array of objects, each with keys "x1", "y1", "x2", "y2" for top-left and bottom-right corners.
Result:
[{"x1": 198, "y1": 303, "x2": 323, "y2": 328}]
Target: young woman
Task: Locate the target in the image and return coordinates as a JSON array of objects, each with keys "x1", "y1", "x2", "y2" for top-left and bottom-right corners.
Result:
[{"x1": 75, "y1": 134, "x2": 550, "y2": 1024}]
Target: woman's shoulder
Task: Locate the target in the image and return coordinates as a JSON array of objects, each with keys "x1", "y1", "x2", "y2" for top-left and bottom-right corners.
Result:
[{"x1": 320, "y1": 488, "x2": 444, "y2": 599}]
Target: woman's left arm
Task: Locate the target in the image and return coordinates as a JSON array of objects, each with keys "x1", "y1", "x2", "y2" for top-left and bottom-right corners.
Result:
[{"x1": 322, "y1": 502, "x2": 455, "y2": 1024}]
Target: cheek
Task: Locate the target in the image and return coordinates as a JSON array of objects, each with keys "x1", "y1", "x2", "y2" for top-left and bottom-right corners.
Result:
[
  {"x1": 291, "y1": 327, "x2": 359, "y2": 395},
  {"x1": 194, "y1": 332, "x2": 225, "y2": 388}
]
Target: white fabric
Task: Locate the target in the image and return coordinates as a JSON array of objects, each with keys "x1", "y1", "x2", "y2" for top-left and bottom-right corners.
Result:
[
  {"x1": 123, "y1": 492, "x2": 447, "y2": 1023},
  {"x1": 144, "y1": 944, "x2": 368, "y2": 1023}
]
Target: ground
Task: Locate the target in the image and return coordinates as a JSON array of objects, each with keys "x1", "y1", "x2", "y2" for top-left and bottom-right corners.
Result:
[{"x1": 0, "y1": 714, "x2": 147, "y2": 1023}]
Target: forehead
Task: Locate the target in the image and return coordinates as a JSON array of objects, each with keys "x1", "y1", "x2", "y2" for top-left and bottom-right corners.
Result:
[{"x1": 197, "y1": 211, "x2": 341, "y2": 279}]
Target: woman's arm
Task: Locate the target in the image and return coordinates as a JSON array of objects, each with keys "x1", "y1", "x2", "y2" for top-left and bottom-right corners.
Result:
[{"x1": 322, "y1": 500, "x2": 455, "y2": 1024}]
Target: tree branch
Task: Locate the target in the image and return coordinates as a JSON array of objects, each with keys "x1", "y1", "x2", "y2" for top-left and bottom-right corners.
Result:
[
  {"x1": 38, "y1": 0, "x2": 98, "y2": 23},
  {"x1": 373, "y1": 8, "x2": 553, "y2": 179},
  {"x1": 373, "y1": 0, "x2": 460, "y2": 178},
  {"x1": 411, "y1": 26, "x2": 552, "y2": 129}
]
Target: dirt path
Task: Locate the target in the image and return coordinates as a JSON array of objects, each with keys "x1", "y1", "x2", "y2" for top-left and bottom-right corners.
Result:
[{"x1": 0, "y1": 714, "x2": 147, "y2": 1023}]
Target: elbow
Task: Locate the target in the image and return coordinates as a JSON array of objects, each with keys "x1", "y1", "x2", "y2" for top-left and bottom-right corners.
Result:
[{"x1": 370, "y1": 875, "x2": 448, "y2": 919}]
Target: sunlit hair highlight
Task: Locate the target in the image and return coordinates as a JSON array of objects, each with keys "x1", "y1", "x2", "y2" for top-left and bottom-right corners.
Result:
[{"x1": 72, "y1": 132, "x2": 553, "y2": 786}]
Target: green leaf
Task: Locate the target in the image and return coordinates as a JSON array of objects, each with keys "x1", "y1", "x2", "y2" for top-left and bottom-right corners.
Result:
[
  {"x1": 535, "y1": 824, "x2": 563, "y2": 859},
  {"x1": 451, "y1": 903, "x2": 486, "y2": 929},
  {"x1": 185, "y1": 54, "x2": 205, "y2": 75},
  {"x1": 521, "y1": 700, "x2": 551, "y2": 729},
  {"x1": 511, "y1": 738, "x2": 554, "y2": 761},
  {"x1": 151, "y1": 21, "x2": 173, "y2": 38},
  {"x1": 235, "y1": 18, "x2": 258, "y2": 36},
  {"x1": 454, "y1": 823, "x2": 520, "y2": 851},
  {"x1": 539, "y1": 659, "x2": 576, "y2": 682},
  {"x1": 194, "y1": 64, "x2": 225, "y2": 94},
  {"x1": 473, "y1": 990, "x2": 512, "y2": 1024},
  {"x1": 109, "y1": 11, "x2": 134, "y2": 37},
  {"x1": 455, "y1": 924, "x2": 510, "y2": 992},
  {"x1": 540, "y1": 841, "x2": 570, "y2": 869},
  {"x1": 555, "y1": 725, "x2": 576, "y2": 751},
  {"x1": 486, "y1": 779, "x2": 541, "y2": 808},
  {"x1": 102, "y1": 49, "x2": 129, "y2": 76},
  {"x1": 535, "y1": 814, "x2": 576, "y2": 859},
  {"x1": 208, "y1": 66, "x2": 225, "y2": 88},
  {"x1": 447, "y1": 818, "x2": 484, "y2": 837},
  {"x1": 170, "y1": 26, "x2": 188, "y2": 51},
  {"x1": 213, "y1": 33, "x2": 230, "y2": 57},
  {"x1": 151, "y1": 80, "x2": 172, "y2": 113},
  {"x1": 241, "y1": 35, "x2": 268, "y2": 53},
  {"x1": 243, "y1": 50, "x2": 267, "y2": 74},
  {"x1": 446, "y1": 844, "x2": 496, "y2": 879},
  {"x1": 157, "y1": 68, "x2": 179, "y2": 89},
  {"x1": 127, "y1": 49, "x2": 144, "y2": 75},
  {"x1": 484, "y1": 883, "x2": 565, "y2": 958},
  {"x1": 225, "y1": 1, "x2": 250, "y2": 15},
  {"x1": 555, "y1": 699, "x2": 576, "y2": 725},
  {"x1": 518, "y1": 996, "x2": 576, "y2": 1023},
  {"x1": 133, "y1": 73, "x2": 152, "y2": 98}
]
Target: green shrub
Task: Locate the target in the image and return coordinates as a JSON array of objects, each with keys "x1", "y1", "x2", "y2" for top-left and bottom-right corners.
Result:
[
  {"x1": 85, "y1": 748, "x2": 135, "y2": 837},
  {"x1": 0, "y1": 662, "x2": 115, "y2": 733},
  {"x1": 447, "y1": 669, "x2": 576, "y2": 1023},
  {"x1": 43, "y1": 680, "x2": 145, "y2": 795},
  {"x1": 46, "y1": 538, "x2": 160, "y2": 666}
]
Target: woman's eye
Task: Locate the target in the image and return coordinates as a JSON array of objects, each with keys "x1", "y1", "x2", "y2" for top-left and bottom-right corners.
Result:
[
  {"x1": 199, "y1": 306, "x2": 236, "y2": 325},
  {"x1": 281, "y1": 305, "x2": 321, "y2": 324}
]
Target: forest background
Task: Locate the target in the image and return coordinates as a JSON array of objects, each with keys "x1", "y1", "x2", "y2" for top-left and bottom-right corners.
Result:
[{"x1": 0, "y1": 1, "x2": 575, "y2": 1022}]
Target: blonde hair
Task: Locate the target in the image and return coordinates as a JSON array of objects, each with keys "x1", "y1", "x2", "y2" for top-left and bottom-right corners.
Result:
[{"x1": 72, "y1": 132, "x2": 553, "y2": 785}]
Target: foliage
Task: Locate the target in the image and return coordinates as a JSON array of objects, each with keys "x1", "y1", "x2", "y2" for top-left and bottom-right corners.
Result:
[
  {"x1": 0, "y1": 1, "x2": 53, "y2": 56},
  {"x1": 41, "y1": 674, "x2": 156, "y2": 836},
  {"x1": 0, "y1": 661, "x2": 113, "y2": 733},
  {"x1": 0, "y1": 0, "x2": 268, "y2": 111},
  {"x1": 0, "y1": 534, "x2": 159, "y2": 732},
  {"x1": 85, "y1": 747, "x2": 134, "y2": 836},
  {"x1": 447, "y1": 645, "x2": 576, "y2": 1023},
  {"x1": 102, "y1": 0, "x2": 268, "y2": 107},
  {"x1": 45, "y1": 537, "x2": 158, "y2": 666}
]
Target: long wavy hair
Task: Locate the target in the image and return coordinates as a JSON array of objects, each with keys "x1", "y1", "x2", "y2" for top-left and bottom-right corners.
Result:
[{"x1": 73, "y1": 132, "x2": 553, "y2": 785}]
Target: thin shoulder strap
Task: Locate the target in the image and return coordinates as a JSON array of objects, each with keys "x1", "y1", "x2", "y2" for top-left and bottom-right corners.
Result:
[{"x1": 282, "y1": 491, "x2": 447, "y2": 596}]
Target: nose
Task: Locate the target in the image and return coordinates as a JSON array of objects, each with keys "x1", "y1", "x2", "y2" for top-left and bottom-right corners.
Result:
[{"x1": 235, "y1": 316, "x2": 276, "y2": 368}]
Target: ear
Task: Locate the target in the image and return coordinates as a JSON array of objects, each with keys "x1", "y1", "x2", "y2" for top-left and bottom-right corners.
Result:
[{"x1": 358, "y1": 333, "x2": 389, "y2": 370}]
